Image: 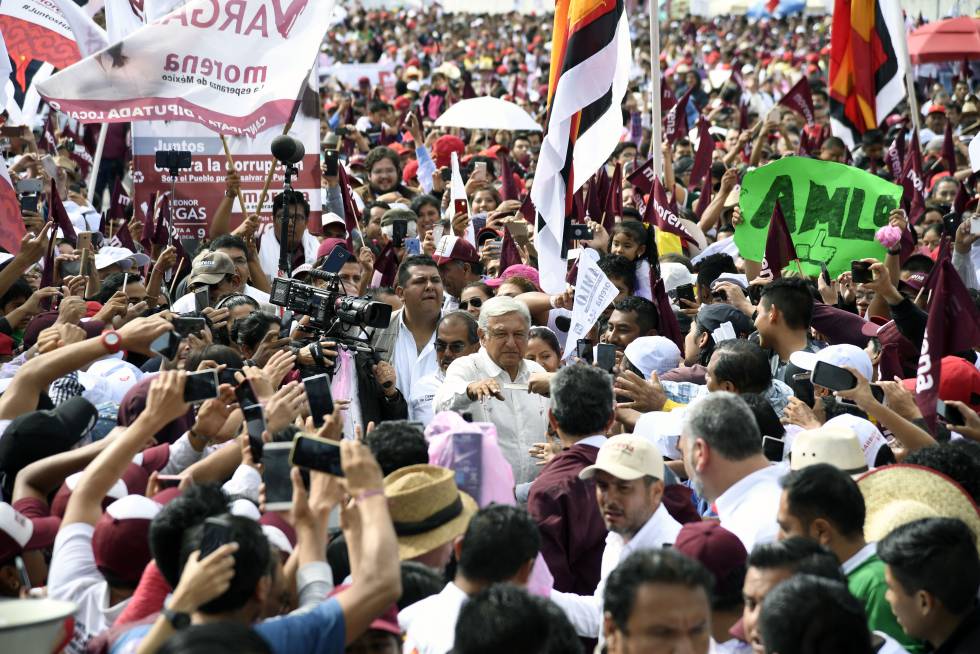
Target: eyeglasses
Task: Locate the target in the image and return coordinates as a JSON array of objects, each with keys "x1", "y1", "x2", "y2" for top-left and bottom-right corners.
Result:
[
  {"x1": 435, "y1": 340, "x2": 468, "y2": 353},
  {"x1": 459, "y1": 297, "x2": 483, "y2": 310}
]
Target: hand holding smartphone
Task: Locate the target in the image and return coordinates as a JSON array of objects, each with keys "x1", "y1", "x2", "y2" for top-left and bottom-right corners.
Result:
[{"x1": 290, "y1": 434, "x2": 344, "y2": 476}]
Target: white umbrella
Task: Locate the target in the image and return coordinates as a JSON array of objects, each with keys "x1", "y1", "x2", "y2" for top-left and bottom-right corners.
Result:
[{"x1": 434, "y1": 96, "x2": 542, "y2": 131}]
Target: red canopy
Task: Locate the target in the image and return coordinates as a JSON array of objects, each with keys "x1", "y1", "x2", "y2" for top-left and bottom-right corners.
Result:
[{"x1": 909, "y1": 17, "x2": 980, "y2": 64}]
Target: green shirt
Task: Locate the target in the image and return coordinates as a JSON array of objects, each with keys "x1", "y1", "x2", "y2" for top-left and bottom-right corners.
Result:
[{"x1": 846, "y1": 548, "x2": 924, "y2": 653}]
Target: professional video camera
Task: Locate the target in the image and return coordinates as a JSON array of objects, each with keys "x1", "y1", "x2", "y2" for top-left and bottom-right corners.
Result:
[{"x1": 269, "y1": 270, "x2": 391, "y2": 340}]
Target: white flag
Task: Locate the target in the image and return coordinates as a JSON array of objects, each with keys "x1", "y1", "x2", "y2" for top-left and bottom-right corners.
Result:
[
  {"x1": 104, "y1": 0, "x2": 148, "y2": 41},
  {"x1": 38, "y1": 0, "x2": 335, "y2": 137},
  {"x1": 51, "y1": 0, "x2": 109, "y2": 57}
]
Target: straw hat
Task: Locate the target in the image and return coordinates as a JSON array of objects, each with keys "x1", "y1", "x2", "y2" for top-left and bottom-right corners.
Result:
[
  {"x1": 384, "y1": 464, "x2": 477, "y2": 560},
  {"x1": 790, "y1": 426, "x2": 868, "y2": 476},
  {"x1": 857, "y1": 464, "x2": 980, "y2": 550}
]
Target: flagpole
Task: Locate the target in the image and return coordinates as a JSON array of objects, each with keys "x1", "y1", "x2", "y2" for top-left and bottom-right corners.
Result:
[
  {"x1": 86, "y1": 125, "x2": 108, "y2": 205},
  {"x1": 256, "y1": 120, "x2": 295, "y2": 217},
  {"x1": 888, "y1": 6, "x2": 921, "y2": 132},
  {"x1": 649, "y1": 0, "x2": 664, "y2": 179},
  {"x1": 219, "y1": 135, "x2": 250, "y2": 220}
]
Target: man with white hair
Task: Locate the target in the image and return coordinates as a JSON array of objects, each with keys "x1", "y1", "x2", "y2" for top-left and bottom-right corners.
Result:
[{"x1": 433, "y1": 296, "x2": 549, "y2": 485}]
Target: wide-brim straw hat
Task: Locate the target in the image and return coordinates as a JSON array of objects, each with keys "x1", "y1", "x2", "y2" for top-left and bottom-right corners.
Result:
[
  {"x1": 384, "y1": 464, "x2": 478, "y2": 560},
  {"x1": 857, "y1": 464, "x2": 980, "y2": 551}
]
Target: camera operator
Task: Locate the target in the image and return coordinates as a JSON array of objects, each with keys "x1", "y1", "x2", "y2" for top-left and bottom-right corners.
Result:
[
  {"x1": 255, "y1": 191, "x2": 320, "y2": 283},
  {"x1": 287, "y1": 243, "x2": 409, "y2": 435}
]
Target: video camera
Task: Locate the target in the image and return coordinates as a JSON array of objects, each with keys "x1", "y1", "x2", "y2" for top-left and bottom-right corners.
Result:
[{"x1": 269, "y1": 270, "x2": 392, "y2": 338}]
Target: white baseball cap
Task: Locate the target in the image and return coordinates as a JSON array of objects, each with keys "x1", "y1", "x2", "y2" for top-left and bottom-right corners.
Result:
[
  {"x1": 624, "y1": 336, "x2": 682, "y2": 379},
  {"x1": 78, "y1": 358, "x2": 144, "y2": 405},
  {"x1": 660, "y1": 262, "x2": 695, "y2": 293},
  {"x1": 94, "y1": 246, "x2": 151, "y2": 271},
  {"x1": 789, "y1": 344, "x2": 873, "y2": 383},
  {"x1": 633, "y1": 409, "x2": 686, "y2": 460},
  {"x1": 580, "y1": 434, "x2": 665, "y2": 481}
]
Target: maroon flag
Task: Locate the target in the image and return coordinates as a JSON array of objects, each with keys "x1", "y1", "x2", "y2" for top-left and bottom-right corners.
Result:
[
  {"x1": 777, "y1": 77, "x2": 815, "y2": 125},
  {"x1": 109, "y1": 178, "x2": 132, "y2": 220},
  {"x1": 518, "y1": 195, "x2": 536, "y2": 224},
  {"x1": 688, "y1": 115, "x2": 713, "y2": 191},
  {"x1": 151, "y1": 194, "x2": 170, "y2": 246},
  {"x1": 587, "y1": 168, "x2": 609, "y2": 222},
  {"x1": 498, "y1": 153, "x2": 520, "y2": 202},
  {"x1": 41, "y1": 112, "x2": 58, "y2": 154},
  {"x1": 644, "y1": 178, "x2": 696, "y2": 245},
  {"x1": 885, "y1": 134, "x2": 905, "y2": 181},
  {"x1": 797, "y1": 130, "x2": 811, "y2": 156},
  {"x1": 900, "y1": 131, "x2": 926, "y2": 224},
  {"x1": 140, "y1": 192, "x2": 157, "y2": 252},
  {"x1": 694, "y1": 168, "x2": 712, "y2": 218},
  {"x1": 738, "y1": 98, "x2": 750, "y2": 131},
  {"x1": 374, "y1": 240, "x2": 399, "y2": 287},
  {"x1": 941, "y1": 120, "x2": 957, "y2": 174},
  {"x1": 498, "y1": 225, "x2": 521, "y2": 274},
  {"x1": 760, "y1": 200, "x2": 797, "y2": 279},
  {"x1": 729, "y1": 61, "x2": 744, "y2": 91},
  {"x1": 337, "y1": 164, "x2": 362, "y2": 252},
  {"x1": 461, "y1": 72, "x2": 477, "y2": 100},
  {"x1": 572, "y1": 185, "x2": 586, "y2": 222},
  {"x1": 49, "y1": 178, "x2": 76, "y2": 242},
  {"x1": 661, "y1": 81, "x2": 676, "y2": 115},
  {"x1": 653, "y1": 278, "x2": 684, "y2": 350},
  {"x1": 952, "y1": 179, "x2": 968, "y2": 215},
  {"x1": 663, "y1": 87, "x2": 693, "y2": 145},
  {"x1": 914, "y1": 251, "x2": 980, "y2": 430},
  {"x1": 603, "y1": 163, "x2": 623, "y2": 233},
  {"x1": 113, "y1": 222, "x2": 138, "y2": 252},
  {"x1": 627, "y1": 156, "x2": 657, "y2": 195}
]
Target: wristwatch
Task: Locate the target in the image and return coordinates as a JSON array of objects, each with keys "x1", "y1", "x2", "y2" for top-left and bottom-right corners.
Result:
[
  {"x1": 101, "y1": 330, "x2": 122, "y2": 354},
  {"x1": 162, "y1": 606, "x2": 191, "y2": 631}
]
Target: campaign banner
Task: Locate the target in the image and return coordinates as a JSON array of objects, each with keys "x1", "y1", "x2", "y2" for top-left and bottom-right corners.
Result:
[
  {"x1": 320, "y1": 60, "x2": 398, "y2": 99},
  {"x1": 0, "y1": 0, "x2": 84, "y2": 79},
  {"x1": 735, "y1": 157, "x2": 903, "y2": 278},
  {"x1": 38, "y1": 0, "x2": 335, "y2": 137},
  {"x1": 561, "y1": 248, "x2": 619, "y2": 361},
  {"x1": 131, "y1": 108, "x2": 322, "y2": 239}
]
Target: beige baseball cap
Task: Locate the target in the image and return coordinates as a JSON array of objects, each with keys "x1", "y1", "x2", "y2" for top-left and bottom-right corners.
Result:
[{"x1": 580, "y1": 434, "x2": 665, "y2": 482}]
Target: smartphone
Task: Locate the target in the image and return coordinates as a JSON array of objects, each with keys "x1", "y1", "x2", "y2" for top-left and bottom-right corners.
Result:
[
  {"x1": 324, "y1": 150, "x2": 339, "y2": 176},
  {"x1": 290, "y1": 434, "x2": 344, "y2": 476},
  {"x1": 576, "y1": 339, "x2": 594, "y2": 364},
  {"x1": 303, "y1": 373, "x2": 334, "y2": 428},
  {"x1": 432, "y1": 223, "x2": 445, "y2": 243},
  {"x1": 262, "y1": 443, "x2": 294, "y2": 511},
  {"x1": 850, "y1": 260, "x2": 873, "y2": 284},
  {"x1": 173, "y1": 316, "x2": 206, "y2": 337},
  {"x1": 391, "y1": 219, "x2": 407, "y2": 248},
  {"x1": 218, "y1": 367, "x2": 241, "y2": 386},
  {"x1": 440, "y1": 168, "x2": 452, "y2": 183},
  {"x1": 14, "y1": 556, "x2": 31, "y2": 590},
  {"x1": 76, "y1": 231, "x2": 94, "y2": 252},
  {"x1": 596, "y1": 343, "x2": 617, "y2": 373},
  {"x1": 155, "y1": 149, "x2": 193, "y2": 171},
  {"x1": 942, "y1": 211, "x2": 962, "y2": 238},
  {"x1": 567, "y1": 223, "x2": 594, "y2": 241},
  {"x1": 937, "y1": 400, "x2": 965, "y2": 426},
  {"x1": 971, "y1": 214, "x2": 980, "y2": 236},
  {"x1": 819, "y1": 262, "x2": 831, "y2": 286},
  {"x1": 242, "y1": 403, "x2": 266, "y2": 463},
  {"x1": 156, "y1": 474, "x2": 183, "y2": 489},
  {"x1": 473, "y1": 161, "x2": 487, "y2": 179},
  {"x1": 236, "y1": 379, "x2": 258, "y2": 407},
  {"x1": 747, "y1": 284, "x2": 764, "y2": 305},
  {"x1": 199, "y1": 515, "x2": 234, "y2": 557},
  {"x1": 470, "y1": 213, "x2": 487, "y2": 234},
  {"x1": 404, "y1": 237, "x2": 421, "y2": 255},
  {"x1": 278, "y1": 317, "x2": 292, "y2": 340},
  {"x1": 19, "y1": 193, "x2": 39, "y2": 213},
  {"x1": 320, "y1": 243, "x2": 352, "y2": 274},
  {"x1": 150, "y1": 330, "x2": 182, "y2": 361},
  {"x1": 183, "y1": 370, "x2": 219, "y2": 404},
  {"x1": 810, "y1": 361, "x2": 858, "y2": 392},
  {"x1": 763, "y1": 436, "x2": 785, "y2": 462},
  {"x1": 712, "y1": 289, "x2": 728, "y2": 303},
  {"x1": 452, "y1": 432, "x2": 482, "y2": 504},
  {"x1": 194, "y1": 286, "x2": 211, "y2": 313},
  {"x1": 675, "y1": 283, "x2": 696, "y2": 305}
]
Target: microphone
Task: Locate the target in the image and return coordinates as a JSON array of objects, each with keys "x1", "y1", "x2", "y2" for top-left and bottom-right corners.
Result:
[{"x1": 270, "y1": 135, "x2": 305, "y2": 165}]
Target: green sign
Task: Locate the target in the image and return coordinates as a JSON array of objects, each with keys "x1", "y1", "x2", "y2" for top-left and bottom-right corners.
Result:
[{"x1": 735, "y1": 157, "x2": 904, "y2": 278}]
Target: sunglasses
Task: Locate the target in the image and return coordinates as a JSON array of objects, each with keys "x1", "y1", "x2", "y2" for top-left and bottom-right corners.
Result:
[
  {"x1": 459, "y1": 297, "x2": 483, "y2": 310},
  {"x1": 435, "y1": 340, "x2": 468, "y2": 353}
]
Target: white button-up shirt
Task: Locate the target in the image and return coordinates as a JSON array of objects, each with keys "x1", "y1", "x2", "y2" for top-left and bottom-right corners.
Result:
[
  {"x1": 714, "y1": 463, "x2": 785, "y2": 553},
  {"x1": 392, "y1": 310, "x2": 438, "y2": 402},
  {"x1": 399, "y1": 581, "x2": 468, "y2": 654},
  {"x1": 409, "y1": 369, "x2": 445, "y2": 424},
  {"x1": 550, "y1": 503, "x2": 682, "y2": 639},
  {"x1": 433, "y1": 348, "x2": 548, "y2": 485}
]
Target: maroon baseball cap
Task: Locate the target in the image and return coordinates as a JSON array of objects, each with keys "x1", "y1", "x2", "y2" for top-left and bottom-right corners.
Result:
[
  {"x1": 433, "y1": 235, "x2": 479, "y2": 265},
  {"x1": 673, "y1": 520, "x2": 747, "y2": 595},
  {"x1": 134, "y1": 443, "x2": 171, "y2": 474},
  {"x1": 92, "y1": 495, "x2": 162, "y2": 585},
  {"x1": 51, "y1": 462, "x2": 151, "y2": 518},
  {"x1": 329, "y1": 584, "x2": 400, "y2": 635},
  {"x1": 316, "y1": 238, "x2": 351, "y2": 262},
  {"x1": 259, "y1": 511, "x2": 297, "y2": 551},
  {"x1": 0, "y1": 501, "x2": 60, "y2": 561}
]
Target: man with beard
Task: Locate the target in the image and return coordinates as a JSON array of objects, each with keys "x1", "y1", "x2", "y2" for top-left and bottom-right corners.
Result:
[
  {"x1": 409, "y1": 311, "x2": 480, "y2": 423},
  {"x1": 679, "y1": 392, "x2": 783, "y2": 553},
  {"x1": 357, "y1": 146, "x2": 416, "y2": 203},
  {"x1": 256, "y1": 191, "x2": 321, "y2": 281},
  {"x1": 549, "y1": 434, "x2": 681, "y2": 642}
]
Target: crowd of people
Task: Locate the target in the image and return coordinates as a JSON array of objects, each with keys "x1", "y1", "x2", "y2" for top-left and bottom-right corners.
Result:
[{"x1": 1, "y1": 4, "x2": 980, "y2": 654}]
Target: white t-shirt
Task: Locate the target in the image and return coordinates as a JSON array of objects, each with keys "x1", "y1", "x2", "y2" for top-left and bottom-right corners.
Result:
[
  {"x1": 170, "y1": 284, "x2": 271, "y2": 313},
  {"x1": 47, "y1": 522, "x2": 131, "y2": 654},
  {"x1": 399, "y1": 581, "x2": 468, "y2": 654},
  {"x1": 409, "y1": 369, "x2": 444, "y2": 424}
]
